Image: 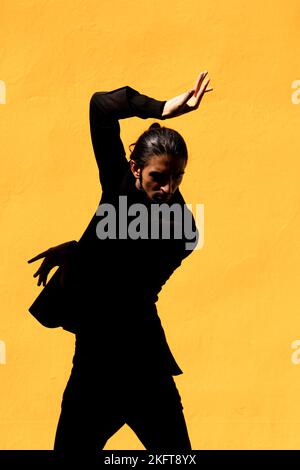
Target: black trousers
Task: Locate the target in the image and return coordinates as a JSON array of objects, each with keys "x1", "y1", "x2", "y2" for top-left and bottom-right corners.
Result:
[{"x1": 54, "y1": 368, "x2": 191, "y2": 452}]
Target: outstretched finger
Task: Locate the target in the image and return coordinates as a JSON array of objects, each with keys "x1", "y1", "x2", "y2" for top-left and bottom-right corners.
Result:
[
  {"x1": 38, "y1": 272, "x2": 48, "y2": 287},
  {"x1": 27, "y1": 250, "x2": 50, "y2": 263},
  {"x1": 33, "y1": 258, "x2": 49, "y2": 278},
  {"x1": 33, "y1": 268, "x2": 46, "y2": 278},
  {"x1": 36, "y1": 265, "x2": 49, "y2": 286},
  {"x1": 195, "y1": 79, "x2": 211, "y2": 106},
  {"x1": 193, "y1": 71, "x2": 208, "y2": 97}
]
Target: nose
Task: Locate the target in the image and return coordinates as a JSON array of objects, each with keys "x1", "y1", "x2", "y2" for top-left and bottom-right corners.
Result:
[{"x1": 161, "y1": 176, "x2": 174, "y2": 195}]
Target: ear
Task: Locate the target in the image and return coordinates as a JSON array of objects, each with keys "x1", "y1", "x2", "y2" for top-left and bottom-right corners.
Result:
[{"x1": 130, "y1": 159, "x2": 141, "y2": 179}]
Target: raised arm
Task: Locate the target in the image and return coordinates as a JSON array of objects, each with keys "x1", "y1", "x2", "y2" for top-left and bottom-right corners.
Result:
[{"x1": 89, "y1": 86, "x2": 166, "y2": 194}]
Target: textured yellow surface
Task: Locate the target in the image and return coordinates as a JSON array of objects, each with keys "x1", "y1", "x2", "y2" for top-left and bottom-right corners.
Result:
[{"x1": 0, "y1": 0, "x2": 300, "y2": 450}]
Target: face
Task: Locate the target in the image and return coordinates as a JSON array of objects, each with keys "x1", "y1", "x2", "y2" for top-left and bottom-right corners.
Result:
[{"x1": 130, "y1": 154, "x2": 186, "y2": 203}]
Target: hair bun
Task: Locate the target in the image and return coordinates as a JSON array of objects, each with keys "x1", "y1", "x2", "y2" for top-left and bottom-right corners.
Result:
[{"x1": 148, "y1": 122, "x2": 161, "y2": 130}]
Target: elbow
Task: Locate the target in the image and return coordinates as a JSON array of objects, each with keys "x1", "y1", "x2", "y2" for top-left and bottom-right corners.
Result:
[
  {"x1": 90, "y1": 92, "x2": 98, "y2": 107},
  {"x1": 90, "y1": 91, "x2": 109, "y2": 112}
]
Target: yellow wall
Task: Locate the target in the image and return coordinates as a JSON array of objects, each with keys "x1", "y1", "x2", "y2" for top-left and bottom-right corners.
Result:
[{"x1": 0, "y1": 0, "x2": 300, "y2": 450}]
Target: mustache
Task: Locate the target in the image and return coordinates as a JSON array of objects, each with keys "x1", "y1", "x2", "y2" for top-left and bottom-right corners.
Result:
[{"x1": 153, "y1": 192, "x2": 174, "y2": 201}]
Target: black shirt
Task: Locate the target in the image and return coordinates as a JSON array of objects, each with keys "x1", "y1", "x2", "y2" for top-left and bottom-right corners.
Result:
[{"x1": 57, "y1": 87, "x2": 198, "y2": 376}]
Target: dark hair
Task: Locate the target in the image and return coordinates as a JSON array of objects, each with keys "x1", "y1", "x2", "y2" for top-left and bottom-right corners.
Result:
[{"x1": 129, "y1": 122, "x2": 188, "y2": 169}]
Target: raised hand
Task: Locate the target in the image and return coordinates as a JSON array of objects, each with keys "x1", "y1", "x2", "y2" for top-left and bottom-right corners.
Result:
[
  {"x1": 27, "y1": 240, "x2": 77, "y2": 287},
  {"x1": 161, "y1": 71, "x2": 212, "y2": 119}
]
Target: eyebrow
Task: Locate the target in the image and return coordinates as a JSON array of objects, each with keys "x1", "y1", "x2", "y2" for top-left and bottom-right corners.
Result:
[{"x1": 150, "y1": 170, "x2": 185, "y2": 175}]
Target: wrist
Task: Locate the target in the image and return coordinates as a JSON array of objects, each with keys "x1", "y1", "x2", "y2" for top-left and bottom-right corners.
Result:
[{"x1": 161, "y1": 101, "x2": 168, "y2": 119}]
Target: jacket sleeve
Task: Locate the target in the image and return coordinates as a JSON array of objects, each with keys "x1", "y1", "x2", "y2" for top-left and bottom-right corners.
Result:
[{"x1": 89, "y1": 86, "x2": 166, "y2": 193}]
